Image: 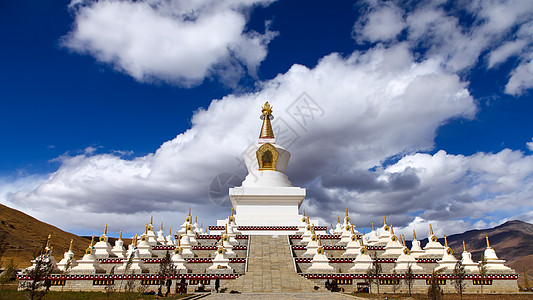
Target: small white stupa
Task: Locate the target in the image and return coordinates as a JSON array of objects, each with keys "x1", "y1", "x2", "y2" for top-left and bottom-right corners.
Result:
[
  {"x1": 307, "y1": 236, "x2": 335, "y2": 273},
  {"x1": 382, "y1": 225, "x2": 404, "y2": 258},
  {"x1": 136, "y1": 226, "x2": 154, "y2": 258},
  {"x1": 217, "y1": 233, "x2": 236, "y2": 258},
  {"x1": 349, "y1": 241, "x2": 374, "y2": 272},
  {"x1": 171, "y1": 240, "x2": 188, "y2": 274},
  {"x1": 435, "y1": 236, "x2": 458, "y2": 272},
  {"x1": 178, "y1": 234, "x2": 195, "y2": 258},
  {"x1": 394, "y1": 237, "x2": 423, "y2": 272},
  {"x1": 376, "y1": 216, "x2": 391, "y2": 246},
  {"x1": 482, "y1": 235, "x2": 513, "y2": 272},
  {"x1": 337, "y1": 209, "x2": 354, "y2": 246},
  {"x1": 422, "y1": 224, "x2": 445, "y2": 257},
  {"x1": 156, "y1": 222, "x2": 167, "y2": 245},
  {"x1": 332, "y1": 216, "x2": 343, "y2": 235},
  {"x1": 300, "y1": 220, "x2": 313, "y2": 245},
  {"x1": 93, "y1": 224, "x2": 113, "y2": 259},
  {"x1": 185, "y1": 224, "x2": 198, "y2": 246},
  {"x1": 71, "y1": 235, "x2": 105, "y2": 274},
  {"x1": 225, "y1": 222, "x2": 238, "y2": 245},
  {"x1": 145, "y1": 216, "x2": 158, "y2": 246},
  {"x1": 366, "y1": 222, "x2": 380, "y2": 245},
  {"x1": 342, "y1": 229, "x2": 361, "y2": 257},
  {"x1": 117, "y1": 235, "x2": 147, "y2": 274},
  {"x1": 179, "y1": 208, "x2": 193, "y2": 234},
  {"x1": 409, "y1": 230, "x2": 425, "y2": 258},
  {"x1": 460, "y1": 240, "x2": 479, "y2": 273},
  {"x1": 165, "y1": 227, "x2": 175, "y2": 246},
  {"x1": 57, "y1": 239, "x2": 78, "y2": 271},
  {"x1": 111, "y1": 230, "x2": 126, "y2": 259},
  {"x1": 302, "y1": 230, "x2": 320, "y2": 258},
  {"x1": 208, "y1": 245, "x2": 233, "y2": 273},
  {"x1": 296, "y1": 209, "x2": 308, "y2": 234}
]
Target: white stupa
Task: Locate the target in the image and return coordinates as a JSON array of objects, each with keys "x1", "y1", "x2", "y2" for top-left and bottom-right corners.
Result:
[
  {"x1": 228, "y1": 102, "x2": 306, "y2": 231},
  {"x1": 482, "y1": 235, "x2": 513, "y2": 272},
  {"x1": 137, "y1": 227, "x2": 154, "y2": 258},
  {"x1": 394, "y1": 240, "x2": 423, "y2": 272},
  {"x1": 342, "y1": 230, "x2": 362, "y2": 257},
  {"x1": 435, "y1": 236, "x2": 458, "y2": 272},
  {"x1": 111, "y1": 230, "x2": 127, "y2": 258},
  {"x1": 307, "y1": 237, "x2": 335, "y2": 273},
  {"x1": 460, "y1": 240, "x2": 479, "y2": 273},
  {"x1": 217, "y1": 233, "x2": 236, "y2": 258},
  {"x1": 382, "y1": 225, "x2": 404, "y2": 258},
  {"x1": 178, "y1": 234, "x2": 195, "y2": 258},
  {"x1": 93, "y1": 224, "x2": 113, "y2": 259},
  {"x1": 117, "y1": 236, "x2": 147, "y2": 274},
  {"x1": 376, "y1": 217, "x2": 391, "y2": 246},
  {"x1": 208, "y1": 245, "x2": 233, "y2": 273},
  {"x1": 165, "y1": 227, "x2": 175, "y2": 246},
  {"x1": 337, "y1": 209, "x2": 355, "y2": 246},
  {"x1": 57, "y1": 239, "x2": 78, "y2": 271},
  {"x1": 332, "y1": 216, "x2": 343, "y2": 235},
  {"x1": 409, "y1": 230, "x2": 425, "y2": 258},
  {"x1": 302, "y1": 231, "x2": 320, "y2": 258},
  {"x1": 366, "y1": 222, "x2": 379, "y2": 245},
  {"x1": 156, "y1": 222, "x2": 167, "y2": 245},
  {"x1": 349, "y1": 241, "x2": 374, "y2": 272},
  {"x1": 171, "y1": 243, "x2": 188, "y2": 274},
  {"x1": 422, "y1": 224, "x2": 445, "y2": 257},
  {"x1": 71, "y1": 235, "x2": 105, "y2": 274}
]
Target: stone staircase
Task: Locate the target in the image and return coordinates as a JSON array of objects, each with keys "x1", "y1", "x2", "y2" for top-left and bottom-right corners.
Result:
[{"x1": 224, "y1": 235, "x2": 317, "y2": 293}]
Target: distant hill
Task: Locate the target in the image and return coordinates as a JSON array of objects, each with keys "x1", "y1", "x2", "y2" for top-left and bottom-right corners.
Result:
[
  {"x1": 415, "y1": 220, "x2": 533, "y2": 286},
  {"x1": 0, "y1": 203, "x2": 90, "y2": 268}
]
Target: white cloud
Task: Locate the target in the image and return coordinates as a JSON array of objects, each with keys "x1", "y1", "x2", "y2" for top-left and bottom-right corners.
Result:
[
  {"x1": 4, "y1": 43, "x2": 481, "y2": 235},
  {"x1": 353, "y1": 0, "x2": 533, "y2": 95},
  {"x1": 527, "y1": 138, "x2": 533, "y2": 151},
  {"x1": 62, "y1": 0, "x2": 276, "y2": 86}
]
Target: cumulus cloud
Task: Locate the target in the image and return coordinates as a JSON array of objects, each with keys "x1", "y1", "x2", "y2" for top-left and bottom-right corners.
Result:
[
  {"x1": 353, "y1": 0, "x2": 533, "y2": 95},
  {"x1": 4, "y1": 42, "x2": 482, "y2": 235},
  {"x1": 62, "y1": 0, "x2": 277, "y2": 86}
]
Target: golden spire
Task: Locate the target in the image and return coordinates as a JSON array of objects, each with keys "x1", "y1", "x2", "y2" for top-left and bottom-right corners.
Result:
[
  {"x1": 429, "y1": 224, "x2": 434, "y2": 235},
  {"x1": 383, "y1": 216, "x2": 387, "y2": 225},
  {"x1": 200, "y1": 221, "x2": 203, "y2": 229},
  {"x1": 169, "y1": 227, "x2": 172, "y2": 235},
  {"x1": 486, "y1": 234, "x2": 491, "y2": 248},
  {"x1": 259, "y1": 102, "x2": 274, "y2": 139},
  {"x1": 90, "y1": 234, "x2": 95, "y2": 247},
  {"x1": 311, "y1": 224, "x2": 315, "y2": 234},
  {"x1": 104, "y1": 224, "x2": 108, "y2": 235},
  {"x1": 345, "y1": 208, "x2": 348, "y2": 217},
  {"x1": 132, "y1": 234, "x2": 137, "y2": 246},
  {"x1": 144, "y1": 224, "x2": 148, "y2": 234},
  {"x1": 317, "y1": 235, "x2": 322, "y2": 247},
  {"x1": 337, "y1": 215, "x2": 340, "y2": 223},
  {"x1": 46, "y1": 234, "x2": 52, "y2": 249},
  {"x1": 413, "y1": 230, "x2": 417, "y2": 240},
  {"x1": 462, "y1": 240, "x2": 466, "y2": 252},
  {"x1": 444, "y1": 235, "x2": 448, "y2": 247},
  {"x1": 119, "y1": 230, "x2": 123, "y2": 240},
  {"x1": 330, "y1": 221, "x2": 333, "y2": 229},
  {"x1": 177, "y1": 235, "x2": 181, "y2": 246},
  {"x1": 402, "y1": 235, "x2": 406, "y2": 247},
  {"x1": 390, "y1": 224, "x2": 394, "y2": 234},
  {"x1": 188, "y1": 208, "x2": 191, "y2": 216},
  {"x1": 150, "y1": 215, "x2": 153, "y2": 225},
  {"x1": 195, "y1": 216, "x2": 197, "y2": 223},
  {"x1": 68, "y1": 239, "x2": 73, "y2": 252},
  {"x1": 161, "y1": 221, "x2": 163, "y2": 231},
  {"x1": 372, "y1": 222, "x2": 375, "y2": 231},
  {"x1": 362, "y1": 228, "x2": 365, "y2": 235},
  {"x1": 302, "y1": 208, "x2": 305, "y2": 216}
]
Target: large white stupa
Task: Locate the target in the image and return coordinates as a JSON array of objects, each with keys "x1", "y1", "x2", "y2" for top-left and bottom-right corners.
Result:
[{"x1": 225, "y1": 102, "x2": 308, "y2": 231}]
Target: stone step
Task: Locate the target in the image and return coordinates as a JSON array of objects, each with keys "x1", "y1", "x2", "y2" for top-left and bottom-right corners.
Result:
[{"x1": 224, "y1": 235, "x2": 317, "y2": 293}]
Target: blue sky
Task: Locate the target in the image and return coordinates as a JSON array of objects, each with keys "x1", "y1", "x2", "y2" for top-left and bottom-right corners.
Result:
[{"x1": 1, "y1": 0, "x2": 533, "y2": 238}]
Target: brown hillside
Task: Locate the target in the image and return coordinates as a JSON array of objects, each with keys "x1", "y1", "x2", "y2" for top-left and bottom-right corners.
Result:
[{"x1": 0, "y1": 203, "x2": 90, "y2": 268}]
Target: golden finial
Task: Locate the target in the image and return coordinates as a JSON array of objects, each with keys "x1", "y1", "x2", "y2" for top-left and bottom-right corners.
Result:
[
  {"x1": 317, "y1": 235, "x2": 322, "y2": 247},
  {"x1": 429, "y1": 224, "x2": 434, "y2": 235},
  {"x1": 144, "y1": 224, "x2": 148, "y2": 234},
  {"x1": 195, "y1": 216, "x2": 197, "y2": 223},
  {"x1": 302, "y1": 208, "x2": 305, "y2": 216},
  {"x1": 372, "y1": 222, "x2": 375, "y2": 231},
  {"x1": 90, "y1": 234, "x2": 95, "y2": 247},
  {"x1": 337, "y1": 215, "x2": 340, "y2": 223},
  {"x1": 486, "y1": 235, "x2": 491, "y2": 248},
  {"x1": 119, "y1": 230, "x2": 123, "y2": 240},
  {"x1": 306, "y1": 216, "x2": 310, "y2": 224},
  {"x1": 359, "y1": 238, "x2": 364, "y2": 246},
  {"x1": 259, "y1": 102, "x2": 274, "y2": 139},
  {"x1": 413, "y1": 230, "x2": 417, "y2": 240},
  {"x1": 351, "y1": 227, "x2": 355, "y2": 235},
  {"x1": 362, "y1": 228, "x2": 365, "y2": 235},
  {"x1": 169, "y1": 227, "x2": 172, "y2": 235},
  {"x1": 104, "y1": 224, "x2": 108, "y2": 235},
  {"x1": 150, "y1": 215, "x2": 153, "y2": 225},
  {"x1": 311, "y1": 224, "x2": 315, "y2": 234},
  {"x1": 444, "y1": 235, "x2": 448, "y2": 247},
  {"x1": 383, "y1": 216, "x2": 387, "y2": 225},
  {"x1": 177, "y1": 235, "x2": 181, "y2": 246},
  {"x1": 390, "y1": 224, "x2": 394, "y2": 234},
  {"x1": 46, "y1": 234, "x2": 52, "y2": 249},
  {"x1": 160, "y1": 221, "x2": 163, "y2": 231},
  {"x1": 345, "y1": 208, "x2": 348, "y2": 217},
  {"x1": 68, "y1": 239, "x2": 73, "y2": 252},
  {"x1": 132, "y1": 234, "x2": 137, "y2": 245},
  {"x1": 402, "y1": 235, "x2": 406, "y2": 247},
  {"x1": 462, "y1": 240, "x2": 466, "y2": 252},
  {"x1": 224, "y1": 225, "x2": 228, "y2": 234},
  {"x1": 188, "y1": 208, "x2": 191, "y2": 216},
  {"x1": 200, "y1": 221, "x2": 203, "y2": 229},
  {"x1": 330, "y1": 221, "x2": 333, "y2": 229}
]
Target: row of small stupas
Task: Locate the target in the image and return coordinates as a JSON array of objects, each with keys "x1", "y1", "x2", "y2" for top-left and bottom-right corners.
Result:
[{"x1": 19, "y1": 207, "x2": 517, "y2": 293}]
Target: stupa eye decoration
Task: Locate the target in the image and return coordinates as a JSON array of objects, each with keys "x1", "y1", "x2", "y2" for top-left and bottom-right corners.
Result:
[{"x1": 403, "y1": 248, "x2": 410, "y2": 255}]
